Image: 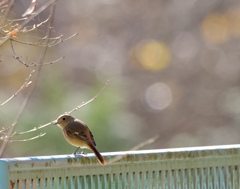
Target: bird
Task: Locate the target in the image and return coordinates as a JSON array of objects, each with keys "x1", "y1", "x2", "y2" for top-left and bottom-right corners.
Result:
[{"x1": 54, "y1": 114, "x2": 106, "y2": 165}]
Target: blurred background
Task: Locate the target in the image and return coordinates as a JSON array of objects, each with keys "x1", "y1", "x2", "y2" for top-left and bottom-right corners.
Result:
[{"x1": 1, "y1": 0, "x2": 240, "y2": 157}]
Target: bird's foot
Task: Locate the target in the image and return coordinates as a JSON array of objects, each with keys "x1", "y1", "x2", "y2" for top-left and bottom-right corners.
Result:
[
  {"x1": 73, "y1": 152, "x2": 78, "y2": 156},
  {"x1": 73, "y1": 151, "x2": 86, "y2": 157}
]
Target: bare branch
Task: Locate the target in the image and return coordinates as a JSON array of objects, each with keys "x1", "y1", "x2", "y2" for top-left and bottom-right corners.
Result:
[
  {"x1": 48, "y1": 33, "x2": 78, "y2": 47},
  {"x1": 0, "y1": 0, "x2": 9, "y2": 7},
  {"x1": 107, "y1": 135, "x2": 160, "y2": 164},
  {"x1": 17, "y1": 122, "x2": 52, "y2": 135},
  {"x1": 22, "y1": 0, "x2": 37, "y2": 18},
  {"x1": 1, "y1": 23, "x2": 19, "y2": 31},
  {"x1": 0, "y1": 0, "x2": 57, "y2": 46},
  {"x1": 8, "y1": 133, "x2": 46, "y2": 142},
  {"x1": 12, "y1": 33, "x2": 78, "y2": 47},
  {"x1": 15, "y1": 80, "x2": 109, "y2": 135},
  {"x1": 0, "y1": 0, "x2": 15, "y2": 28},
  {"x1": 130, "y1": 135, "x2": 159, "y2": 151},
  {"x1": 27, "y1": 56, "x2": 65, "y2": 67},
  {"x1": 0, "y1": 122, "x2": 17, "y2": 134},
  {"x1": 0, "y1": 70, "x2": 35, "y2": 107},
  {"x1": 0, "y1": 21, "x2": 13, "y2": 31},
  {"x1": 67, "y1": 80, "x2": 109, "y2": 115},
  {"x1": 21, "y1": 15, "x2": 50, "y2": 33},
  {"x1": 0, "y1": 2, "x2": 57, "y2": 157},
  {"x1": 10, "y1": 39, "x2": 64, "y2": 67},
  {"x1": 5, "y1": 17, "x2": 27, "y2": 22}
]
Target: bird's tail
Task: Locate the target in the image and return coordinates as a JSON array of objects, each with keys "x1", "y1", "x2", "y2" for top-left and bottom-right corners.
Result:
[{"x1": 89, "y1": 145, "x2": 106, "y2": 165}]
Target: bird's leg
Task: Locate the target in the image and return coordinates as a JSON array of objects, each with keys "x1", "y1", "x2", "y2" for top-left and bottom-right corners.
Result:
[
  {"x1": 73, "y1": 147, "x2": 87, "y2": 157},
  {"x1": 73, "y1": 147, "x2": 80, "y2": 155}
]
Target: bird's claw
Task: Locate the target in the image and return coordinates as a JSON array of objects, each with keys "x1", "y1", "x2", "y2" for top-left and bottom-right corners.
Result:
[{"x1": 73, "y1": 151, "x2": 86, "y2": 157}]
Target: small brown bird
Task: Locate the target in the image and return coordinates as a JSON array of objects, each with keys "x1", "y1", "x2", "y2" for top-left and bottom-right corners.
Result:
[{"x1": 54, "y1": 114, "x2": 106, "y2": 165}]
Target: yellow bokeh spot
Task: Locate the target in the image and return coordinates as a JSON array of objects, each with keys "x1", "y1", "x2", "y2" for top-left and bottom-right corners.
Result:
[
  {"x1": 201, "y1": 13, "x2": 230, "y2": 44},
  {"x1": 226, "y1": 8, "x2": 240, "y2": 37},
  {"x1": 134, "y1": 40, "x2": 171, "y2": 71}
]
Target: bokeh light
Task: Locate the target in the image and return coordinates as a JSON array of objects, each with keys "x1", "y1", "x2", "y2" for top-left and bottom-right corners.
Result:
[
  {"x1": 201, "y1": 13, "x2": 230, "y2": 44},
  {"x1": 201, "y1": 8, "x2": 240, "y2": 44},
  {"x1": 145, "y1": 82, "x2": 172, "y2": 110},
  {"x1": 217, "y1": 87, "x2": 240, "y2": 117},
  {"x1": 132, "y1": 40, "x2": 171, "y2": 71},
  {"x1": 226, "y1": 8, "x2": 240, "y2": 37},
  {"x1": 200, "y1": 48, "x2": 240, "y2": 82},
  {"x1": 171, "y1": 32, "x2": 198, "y2": 61}
]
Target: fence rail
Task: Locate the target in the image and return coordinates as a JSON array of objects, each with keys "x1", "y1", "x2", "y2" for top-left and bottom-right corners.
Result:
[{"x1": 1, "y1": 144, "x2": 240, "y2": 189}]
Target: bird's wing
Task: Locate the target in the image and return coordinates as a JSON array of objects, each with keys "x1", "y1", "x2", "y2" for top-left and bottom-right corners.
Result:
[
  {"x1": 64, "y1": 121, "x2": 96, "y2": 146},
  {"x1": 89, "y1": 130, "x2": 96, "y2": 146},
  {"x1": 75, "y1": 120, "x2": 97, "y2": 146}
]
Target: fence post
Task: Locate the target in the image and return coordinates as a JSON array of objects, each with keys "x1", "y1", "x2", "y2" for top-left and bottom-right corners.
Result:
[{"x1": 0, "y1": 160, "x2": 10, "y2": 189}]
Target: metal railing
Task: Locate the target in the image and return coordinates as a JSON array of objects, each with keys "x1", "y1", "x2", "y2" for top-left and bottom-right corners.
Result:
[{"x1": 1, "y1": 144, "x2": 240, "y2": 189}]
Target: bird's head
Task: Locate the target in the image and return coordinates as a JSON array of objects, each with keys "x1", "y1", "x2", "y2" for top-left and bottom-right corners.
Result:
[{"x1": 53, "y1": 114, "x2": 75, "y2": 129}]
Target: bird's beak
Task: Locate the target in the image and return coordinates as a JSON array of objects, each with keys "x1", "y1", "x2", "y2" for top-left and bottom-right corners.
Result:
[{"x1": 53, "y1": 120, "x2": 58, "y2": 125}]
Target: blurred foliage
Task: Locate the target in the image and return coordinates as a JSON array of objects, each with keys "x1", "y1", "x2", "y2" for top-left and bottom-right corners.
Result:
[{"x1": 1, "y1": 0, "x2": 240, "y2": 158}]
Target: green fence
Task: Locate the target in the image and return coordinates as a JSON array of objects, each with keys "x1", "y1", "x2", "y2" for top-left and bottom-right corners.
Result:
[{"x1": 1, "y1": 144, "x2": 240, "y2": 189}]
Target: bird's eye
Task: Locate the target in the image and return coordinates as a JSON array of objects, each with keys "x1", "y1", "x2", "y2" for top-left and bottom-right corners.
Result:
[{"x1": 63, "y1": 117, "x2": 66, "y2": 120}]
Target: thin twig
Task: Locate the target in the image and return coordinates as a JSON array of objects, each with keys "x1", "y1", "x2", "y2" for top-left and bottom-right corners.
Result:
[
  {"x1": 106, "y1": 135, "x2": 160, "y2": 164},
  {"x1": 67, "y1": 80, "x2": 109, "y2": 114},
  {"x1": 0, "y1": 1, "x2": 9, "y2": 8},
  {"x1": 0, "y1": 0, "x2": 15, "y2": 28},
  {"x1": 0, "y1": 70, "x2": 35, "y2": 107},
  {"x1": 16, "y1": 80, "x2": 109, "y2": 135},
  {"x1": 26, "y1": 56, "x2": 65, "y2": 67},
  {"x1": 130, "y1": 135, "x2": 159, "y2": 151},
  {"x1": 17, "y1": 122, "x2": 52, "y2": 135},
  {"x1": 0, "y1": 122, "x2": 17, "y2": 133},
  {"x1": 11, "y1": 38, "x2": 64, "y2": 67},
  {"x1": 5, "y1": 18, "x2": 28, "y2": 22},
  {"x1": 7, "y1": 133, "x2": 46, "y2": 142},
  {"x1": 0, "y1": 21, "x2": 13, "y2": 32},
  {"x1": 48, "y1": 33, "x2": 78, "y2": 47},
  {"x1": 0, "y1": 1, "x2": 57, "y2": 157},
  {"x1": 12, "y1": 33, "x2": 78, "y2": 47},
  {"x1": 21, "y1": 15, "x2": 50, "y2": 33},
  {"x1": 0, "y1": 0, "x2": 57, "y2": 46}
]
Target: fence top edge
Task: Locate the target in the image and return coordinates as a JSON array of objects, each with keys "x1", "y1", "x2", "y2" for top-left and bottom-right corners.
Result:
[{"x1": 1, "y1": 144, "x2": 240, "y2": 164}]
